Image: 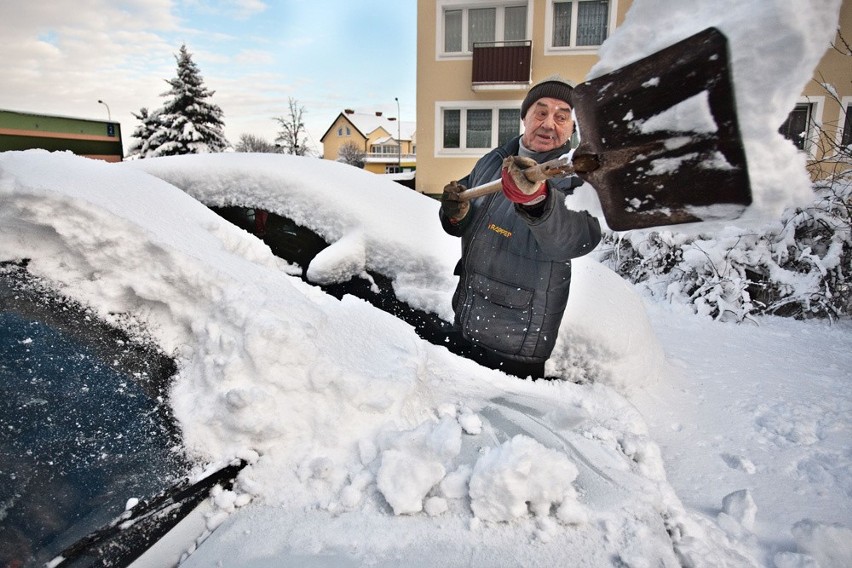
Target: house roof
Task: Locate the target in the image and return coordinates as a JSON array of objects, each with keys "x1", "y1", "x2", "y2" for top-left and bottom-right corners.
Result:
[{"x1": 320, "y1": 112, "x2": 415, "y2": 143}]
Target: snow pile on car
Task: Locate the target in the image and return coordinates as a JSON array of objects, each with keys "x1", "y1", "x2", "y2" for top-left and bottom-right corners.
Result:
[{"x1": 1, "y1": 150, "x2": 737, "y2": 565}]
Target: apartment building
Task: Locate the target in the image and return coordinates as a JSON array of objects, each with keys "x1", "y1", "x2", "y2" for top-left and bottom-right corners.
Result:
[
  {"x1": 416, "y1": 0, "x2": 627, "y2": 195},
  {"x1": 416, "y1": 0, "x2": 851, "y2": 195}
]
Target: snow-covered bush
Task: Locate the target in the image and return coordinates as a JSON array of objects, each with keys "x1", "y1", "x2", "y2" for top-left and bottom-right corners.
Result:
[{"x1": 596, "y1": 177, "x2": 852, "y2": 322}]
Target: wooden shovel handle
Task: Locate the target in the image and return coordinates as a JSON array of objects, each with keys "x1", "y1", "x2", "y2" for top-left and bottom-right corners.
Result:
[{"x1": 456, "y1": 154, "x2": 598, "y2": 202}]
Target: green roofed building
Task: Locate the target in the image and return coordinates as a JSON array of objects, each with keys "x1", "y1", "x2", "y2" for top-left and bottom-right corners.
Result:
[{"x1": 0, "y1": 109, "x2": 123, "y2": 162}]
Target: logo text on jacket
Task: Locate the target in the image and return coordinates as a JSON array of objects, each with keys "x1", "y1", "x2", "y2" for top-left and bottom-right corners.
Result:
[{"x1": 487, "y1": 223, "x2": 512, "y2": 238}]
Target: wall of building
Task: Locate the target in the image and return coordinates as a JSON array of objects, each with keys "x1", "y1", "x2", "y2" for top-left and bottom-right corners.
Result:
[
  {"x1": 322, "y1": 114, "x2": 367, "y2": 160},
  {"x1": 415, "y1": 0, "x2": 630, "y2": 196},
  {"x1": 800, "y1": 1, "x2": 851, "y2": 179},
  {"x1": 0, "y1": 110, "x2": 123, "y2": 162}
]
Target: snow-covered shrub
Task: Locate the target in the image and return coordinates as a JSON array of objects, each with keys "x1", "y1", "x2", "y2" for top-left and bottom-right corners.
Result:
[{"x1": 596, "y1": 177, "x2": 852, "y2": 322}]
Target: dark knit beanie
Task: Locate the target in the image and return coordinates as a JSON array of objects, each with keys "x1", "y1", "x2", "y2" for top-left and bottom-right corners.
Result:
[{"x1": 520, "y1": 79, "x2": 574, "y2": 119}]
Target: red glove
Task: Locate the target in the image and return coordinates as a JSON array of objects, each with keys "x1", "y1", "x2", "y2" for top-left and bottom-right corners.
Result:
[{"x1": 501, "y1": 156, "x2": 547, "y2": 205}]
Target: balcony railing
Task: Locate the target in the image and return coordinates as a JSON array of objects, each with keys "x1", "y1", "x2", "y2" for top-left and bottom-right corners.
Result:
[
  {"x1": 472, "y1": 40, "x2": 532, "y2": 87},
  {"x1": 365, "y1": 152, "x2": 416, "y2": 163}
]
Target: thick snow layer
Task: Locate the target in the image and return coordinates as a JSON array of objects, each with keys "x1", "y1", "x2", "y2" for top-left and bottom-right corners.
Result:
[
  {"x1": 3, "y1": 147, "x2": 850, "y2": 567},
  {"x1": 0, "y1": 150, "x2": 692, "y2": 566},
  {"x1": 588, "y1": 0, "x2": 843, "y2": 223}
]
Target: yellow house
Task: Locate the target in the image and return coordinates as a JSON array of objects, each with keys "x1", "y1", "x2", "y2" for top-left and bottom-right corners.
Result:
[
  {"x1": 416, "y1": 0, "x2": 851, "y2": 195},
  {"x1": 787, "y1": 0, "x2": 852, "y2": 181},
  {"x1": 321, "y1": 110, "x2": 416, "y2": 174}
]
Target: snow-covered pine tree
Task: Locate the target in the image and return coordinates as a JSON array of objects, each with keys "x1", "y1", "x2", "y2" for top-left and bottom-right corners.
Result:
[
  {"x1": 147, "y1": 44, "x2": 229, "y2": 157},
  {"x1": 128, "y1": 107, "x2": 163, "y2": 158}
]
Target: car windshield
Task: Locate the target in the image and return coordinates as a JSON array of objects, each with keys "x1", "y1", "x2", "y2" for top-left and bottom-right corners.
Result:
[{"x1": 0, "y1": 262, "x2": 189, "y2": 567}]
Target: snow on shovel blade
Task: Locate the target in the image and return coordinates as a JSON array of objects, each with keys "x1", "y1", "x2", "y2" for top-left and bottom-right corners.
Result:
[{"x1": 572, "y1": 27, "x2": 752, "y2": 231}]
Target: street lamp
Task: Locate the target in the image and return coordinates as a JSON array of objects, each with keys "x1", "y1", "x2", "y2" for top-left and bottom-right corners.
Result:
[
  {"x1": 97, "y1": 99, "x2": 111, "y2": 121},
  {"x1": 394, "y1": 97, "x2": 401, "y2": 169}
]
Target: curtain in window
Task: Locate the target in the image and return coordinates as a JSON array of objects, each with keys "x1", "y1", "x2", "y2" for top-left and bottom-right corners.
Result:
[
  {"x1": 444, "y1": 109, "x2": 461, "y2": 148},
  {"x1": 498, "y1": 109, "x2": 521, "y2": 146},
  {"x1": 553, "y1": 2, "x2": 572, "y2": 47},
  {"x1": 504, "y1": 5, "x2": 527, "y2": 42},
  {"x1": 468, "y1": 8, "x2": 496, "y2": 50},
  {"x1": 445, "y1": 10, "x2": 462, "y2": 52},
  {"x1": 577, "y1": 1, "x2": 609, "y2": 46},
  {"x1": 467, "y1": 109, "x2": 493, "y2": 148}
]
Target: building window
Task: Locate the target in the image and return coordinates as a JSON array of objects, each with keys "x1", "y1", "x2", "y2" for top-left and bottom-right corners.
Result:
[
  {"x1": 779, "y1": 103, "x2": 813, "y2": 151},
  {"x1": 504, "y1": 5, "x2": 527, "y2": 41},
  {"x1": 442, "y1": 3, "x2": 528, "y2": 55},
  {"x1": 551, "y1": 0, "x2": 610, "y2": 48},
  {"x1": 371, "y1": 143, "x2": 399, "y2": 155},
  {"x1": 386, "y1": 165, "x2": 403, "y2": 174},
  {"x1": 466, "y1": 109, "x2": 492, "y2": 148},
  {"x1": 498, "y1": 108, "x2": 521, "y2": 146},
  {"x1": 468, "y1": 8, "x2": 496, "y2": 51},
  {"x1": 841, "y1": 103, "x2": 852, "y2": 149},
  {"x1": 445, "y1": 9, "x2": 463, "y2": 52},
  {"x1": 440, "y1": 105, "x2": 522, "y2": 152},
  {"x1": 444, "y1": 109, "x2": 461, "y2": 148}
]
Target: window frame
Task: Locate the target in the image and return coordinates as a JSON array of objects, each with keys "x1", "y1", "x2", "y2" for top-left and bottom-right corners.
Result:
[
  {"x1": 544, "y1": 0, "x2": 617, "y2": 55},
  {"x1": 370, "y1": 142, "x2": 400, "y2": 155},
  {"x1": 437, "y1": 1, "x2": 531, "y2": 59},
  {"x1": 837, "y1": 96, "x2": 852, "y2": 154},
  {"x1": 778, "y1": 97, "x2": 825, "y2": 158},
  {"x1": 435, "y1": 100, "x2": 523, "y2": 156}
]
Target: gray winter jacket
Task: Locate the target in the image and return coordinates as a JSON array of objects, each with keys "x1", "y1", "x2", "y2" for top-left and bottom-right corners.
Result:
[{"x1": 440, "y1": 135, "x2": 602, "y2": 364}]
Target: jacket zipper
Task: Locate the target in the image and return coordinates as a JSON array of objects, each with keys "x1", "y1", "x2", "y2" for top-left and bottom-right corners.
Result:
[{"x1": 458, "y1": 191, "x2": 497, "y2": 331}]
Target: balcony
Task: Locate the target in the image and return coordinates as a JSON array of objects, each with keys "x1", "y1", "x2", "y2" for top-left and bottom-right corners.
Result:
[
  {"x1": 472, "y1": 40, "x2": 532, "y2": 90},
  {"x1": 365, "y1": 152, "x2": 416, "y2": 164}
]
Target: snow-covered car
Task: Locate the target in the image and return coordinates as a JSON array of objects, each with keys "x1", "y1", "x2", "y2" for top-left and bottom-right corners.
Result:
[
  {"x1": 5, "y1": 145, "x2": 852, "y2": 567},
  {"x1": 2, "y1": 149, "x2": 757, "y2": 567},
  {"x1": 128, "y1": 153, "x2": 469, "y2": 352},
  {"x1": 0, "y1": 261, "x2": 191, "y2": 566}
]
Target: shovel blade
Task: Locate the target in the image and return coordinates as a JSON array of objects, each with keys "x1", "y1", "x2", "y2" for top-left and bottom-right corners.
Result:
[{"x1": 572, "y1": 27, "x2": 751, "y2": 231}]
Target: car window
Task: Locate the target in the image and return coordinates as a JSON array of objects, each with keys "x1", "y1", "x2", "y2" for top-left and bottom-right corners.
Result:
[
  {"x1": 0, "y1": 261, "x2": 188, "y2": 567},
  {"x1": 208, "y1": 207, "x2": 452, "y2": 347}
]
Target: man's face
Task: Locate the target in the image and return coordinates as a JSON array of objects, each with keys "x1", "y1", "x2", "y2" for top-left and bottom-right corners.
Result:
[{"x1": 521, "y1": 97, "x2": 574, "y2": 153}]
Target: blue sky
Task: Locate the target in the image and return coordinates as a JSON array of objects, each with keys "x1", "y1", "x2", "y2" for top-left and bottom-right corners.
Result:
[{"x1": 0, "y1": 0, "x2": 417, "y2": 154}]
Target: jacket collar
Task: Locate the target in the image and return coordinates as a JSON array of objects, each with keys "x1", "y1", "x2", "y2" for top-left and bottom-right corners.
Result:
[{"x1": 502, "y1": 135, "x2": 571, "y2": 164}]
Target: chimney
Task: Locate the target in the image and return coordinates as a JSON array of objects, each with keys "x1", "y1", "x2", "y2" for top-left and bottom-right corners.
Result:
[
  {"x1": 344, "y1": 109, "x2": 354, "y2": 114},
  {"x1": 375, "y1": 111, "x2": 382, "y2": 117}
]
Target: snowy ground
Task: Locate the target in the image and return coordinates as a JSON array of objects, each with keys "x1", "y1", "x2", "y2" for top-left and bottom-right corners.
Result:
[{"x1": 637, "y1": 304, "x2": 852, "y2": 568}]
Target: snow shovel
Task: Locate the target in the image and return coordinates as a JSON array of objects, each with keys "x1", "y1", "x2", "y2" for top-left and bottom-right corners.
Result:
[{"x1": 458, "y1": 27, "x2": 752, "y2": 231}]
